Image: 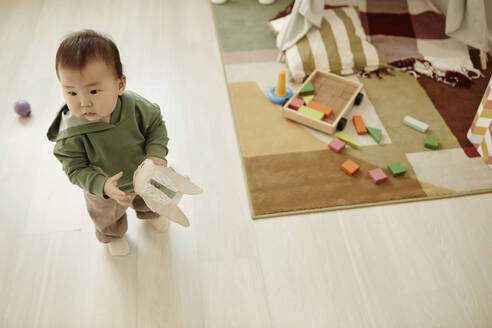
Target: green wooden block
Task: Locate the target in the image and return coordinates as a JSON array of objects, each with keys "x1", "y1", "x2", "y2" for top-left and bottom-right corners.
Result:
[
  {"x1": 300, "y1": 81, "x2": 315, "y2": 95},
  {"x1": 387, "y1": 162, "x2": 406, "y2": 177},
  {"x1": 334, "y1": 131, "x2": 359, "y2": 149},
  {"x1": 424, "y1": 135, "x2": 439, "y2": 150},
  {"x1": 366, "y1": 126, "x2": 382, "y2": 144},
  {"x1": 298, "y1": 106, "x2": 324, "y2": 120},
  {"x1": 303, "y1": 95, "x2": 314, "y2": 104}
]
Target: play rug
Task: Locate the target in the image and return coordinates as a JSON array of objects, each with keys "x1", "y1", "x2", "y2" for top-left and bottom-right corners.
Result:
[{"x1": 211, "y1": 0, "x2": 492, "y2": 219}]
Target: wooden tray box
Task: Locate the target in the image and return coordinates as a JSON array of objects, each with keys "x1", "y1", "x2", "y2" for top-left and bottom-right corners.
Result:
[{"x1": 283, "y1": 70, "x2": 363, "y2": 135}]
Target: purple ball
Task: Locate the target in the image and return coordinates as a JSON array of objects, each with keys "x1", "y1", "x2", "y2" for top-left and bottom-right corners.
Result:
[{"x1": 14, "y1": 100, "x2": 31, "y2": 117}]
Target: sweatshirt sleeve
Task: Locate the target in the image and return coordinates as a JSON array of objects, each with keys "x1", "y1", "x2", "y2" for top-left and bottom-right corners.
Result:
[
  {"x1": 53, "y1": 137, "x2": 109, "y2": 197},
  {"x1": 143, "y1": 103, "x2": 169, "y2": 159}
]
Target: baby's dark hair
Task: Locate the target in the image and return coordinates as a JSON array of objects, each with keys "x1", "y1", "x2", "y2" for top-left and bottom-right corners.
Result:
[{"x1": 55, "y1": 29, "x2": 123, "y2": 79}]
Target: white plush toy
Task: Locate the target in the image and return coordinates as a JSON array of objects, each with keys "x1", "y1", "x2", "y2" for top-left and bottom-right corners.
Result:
[{"x1": 133, "y1": 159, "x2": 203, "y2": 227}]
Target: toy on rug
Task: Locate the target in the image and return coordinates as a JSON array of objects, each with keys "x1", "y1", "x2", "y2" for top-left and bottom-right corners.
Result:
[
  {"x1": 387, "y1": 162, "x2": 406, "y2": 177},
  {"x1": 282, "y1": 70, "x2": 363, "y2": 135},
  {"x1": 341, "y1": 159, "x2": 360, "y2": 176},
  {"x1": 268, "y1": 70, "x2": 293, "y2": 105},
  {"x1": 368, "y1": 168, "x2": 387, "y2": 184},
  {"x1": 14, "y1": 100, "x2": 31, "y2": 117},
  {"x1": 403, "y1": 115, "x2": 429, "y2": 133},
  {"x1": 133, "y1": 159, "x2": 203, "y2": 227},
  {"x1": 424, "y1": 135, "x2": 439, "y2": 149}
]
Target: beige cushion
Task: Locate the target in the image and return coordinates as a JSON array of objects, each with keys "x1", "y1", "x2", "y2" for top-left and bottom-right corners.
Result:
[{"x1": 271, "y1": 6, "x2": 387, "y2": 82}]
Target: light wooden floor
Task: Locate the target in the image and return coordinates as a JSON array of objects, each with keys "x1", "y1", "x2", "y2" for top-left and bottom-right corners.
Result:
[{"x1": 1, "y1": 0, "x2": 492, "y2": 327}]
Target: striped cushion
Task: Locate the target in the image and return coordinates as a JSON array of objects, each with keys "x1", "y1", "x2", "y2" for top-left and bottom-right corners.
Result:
[{"x1": 272, "y1": 7, "x2": 387, "y2": 82}]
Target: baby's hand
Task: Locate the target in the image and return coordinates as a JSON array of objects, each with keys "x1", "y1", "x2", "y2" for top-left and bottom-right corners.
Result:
[
  {"x1": 103, "y1": 171, "x2": 133, "y2": 206},
  {"x1": 147, "y1": 156, "x2": 167, "y2": 167}
]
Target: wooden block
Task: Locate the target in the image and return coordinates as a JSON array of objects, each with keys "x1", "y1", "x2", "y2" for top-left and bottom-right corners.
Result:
[
  {"x1": 328, "y1": 138, "x2": 346, "y2": 152},
  {"x1": 289, "y1": 97, "x2": 305, "y2": 110},
  {"x1": 298, "y1": 106, "x2": 324, "y2": 120},
  {"x1": 334, "y1": 131, "x2": 359, "y2": 149},
  {"x1": 368, "y1": 168, "x2": 387, "y2": 184},
  {"x1": 366, "y1": 126, "x2": 382, "y2": 143},
  {"x1": 300, "y1": 81, "x2": 315, "y2": 95},
  {"x1": 341, "y1": 159, "x2": 360, "y2": 175},
  {"x1": 302, "y1": 95, "x2": 314, "y2": 104},
  {"x1": 424, "y1": 135, "x2": 439, "y2": 149},
  {"x1": 352, "y1": 115, "x2": 367, "y2": 135},
  {"x1": 387, "y1": 162, "x2": 406, "y2": 177},
  {"x1": 307, "y1": 100, "x2": 333, "y2": 117},
  {"x1": 403, "y1": 115, "x2": 429, "y2": 133}
]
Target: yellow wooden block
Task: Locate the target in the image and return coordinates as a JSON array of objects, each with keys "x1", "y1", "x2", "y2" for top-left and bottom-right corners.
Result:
[
  {"x1": 298, "y1": 106, "x2": 324, "y2": 120},
  {"x1": 334, "y1": 131, "x2": 359, "y2": 149}
]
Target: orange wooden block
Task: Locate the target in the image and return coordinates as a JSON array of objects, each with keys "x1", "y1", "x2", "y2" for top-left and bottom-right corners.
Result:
[
  {"x1": 307, "y1": 100, "x2": 333, "y2": 117},
  {"x1": 352, "y1": 115, "x2": 367, "y2": 135},
  {"x1": 341, "y1": 159, "x2": 360, "y2": 175}
]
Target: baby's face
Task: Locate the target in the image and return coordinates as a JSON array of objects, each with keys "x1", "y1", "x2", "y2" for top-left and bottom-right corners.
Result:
[{"x1": 59, "y1": 59, "x2": 126, "y2": 123}]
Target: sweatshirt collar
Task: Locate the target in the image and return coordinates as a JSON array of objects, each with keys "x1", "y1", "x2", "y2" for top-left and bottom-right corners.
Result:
[{"x1": 48, "y1": 96, "x2": 123, "y2": 141}]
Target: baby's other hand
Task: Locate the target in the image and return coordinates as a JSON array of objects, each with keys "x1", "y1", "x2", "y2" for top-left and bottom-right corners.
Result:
[
  {"x1": 147, "y1": 156, "x2": 167, "y2": 167},
  {"x1": 103, "y1": 171, "x2": 133, "y2": 206}
]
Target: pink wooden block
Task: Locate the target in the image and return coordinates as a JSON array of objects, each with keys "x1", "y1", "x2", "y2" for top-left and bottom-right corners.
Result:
[
  {"x1": 368, "y1": 168, "x2": 388, "y2": 184},
  {"x1": 328, "y1": 138, "x2": 346, "y2": 152},
  {"x1": 289, "y1": 97, "x2": 305, "y2": 110}
]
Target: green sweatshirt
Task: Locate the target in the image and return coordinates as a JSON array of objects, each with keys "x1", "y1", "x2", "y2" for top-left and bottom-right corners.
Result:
[{"x1": 47, "y1": 90, "x2": 169, "y2": 197}]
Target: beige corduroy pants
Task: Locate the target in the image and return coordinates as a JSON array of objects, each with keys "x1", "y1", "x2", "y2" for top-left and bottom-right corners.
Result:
[{"x1": 83, "y1": 191, "x2": 159, "y2": 243}]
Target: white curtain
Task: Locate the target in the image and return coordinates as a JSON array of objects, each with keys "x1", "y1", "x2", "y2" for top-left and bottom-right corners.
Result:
[
  {"x1": 445, "y1": 0, "x2": 489, "y2": 52},
  {"x1": 276, "y1": 0, "x2": 325, "y2": 51}
]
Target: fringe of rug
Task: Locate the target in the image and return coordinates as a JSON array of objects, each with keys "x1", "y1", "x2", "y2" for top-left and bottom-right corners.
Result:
[
  {"x1": 390, "y1": 58, "x2": 482, "y2": 88},
  {"x1": 359, "y1": 67, "x2": 395, "y2": 79}
]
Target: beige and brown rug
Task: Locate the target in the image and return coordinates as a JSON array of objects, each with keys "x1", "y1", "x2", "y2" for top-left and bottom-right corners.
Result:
[{"x1": 212, "y1": 1, "x2": 492, "y2": 219}]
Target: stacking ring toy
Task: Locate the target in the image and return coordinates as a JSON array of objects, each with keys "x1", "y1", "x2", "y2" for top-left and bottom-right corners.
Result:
[{"x1": 267, "y1": 70, "x2": 293, "y2": 105}]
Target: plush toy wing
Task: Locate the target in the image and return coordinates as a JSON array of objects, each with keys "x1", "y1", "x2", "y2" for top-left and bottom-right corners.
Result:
[
  {"x1": 133, "y1": 159, "x2": 203, "y2": 227},
  {"x1": 154, "y1": 166, "x2": 203, "y2": 195}
]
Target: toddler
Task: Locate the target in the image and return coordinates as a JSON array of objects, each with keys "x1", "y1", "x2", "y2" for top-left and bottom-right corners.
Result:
[{"x1": 47, "y1": 30, "x2": 170, "y2": 256}]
